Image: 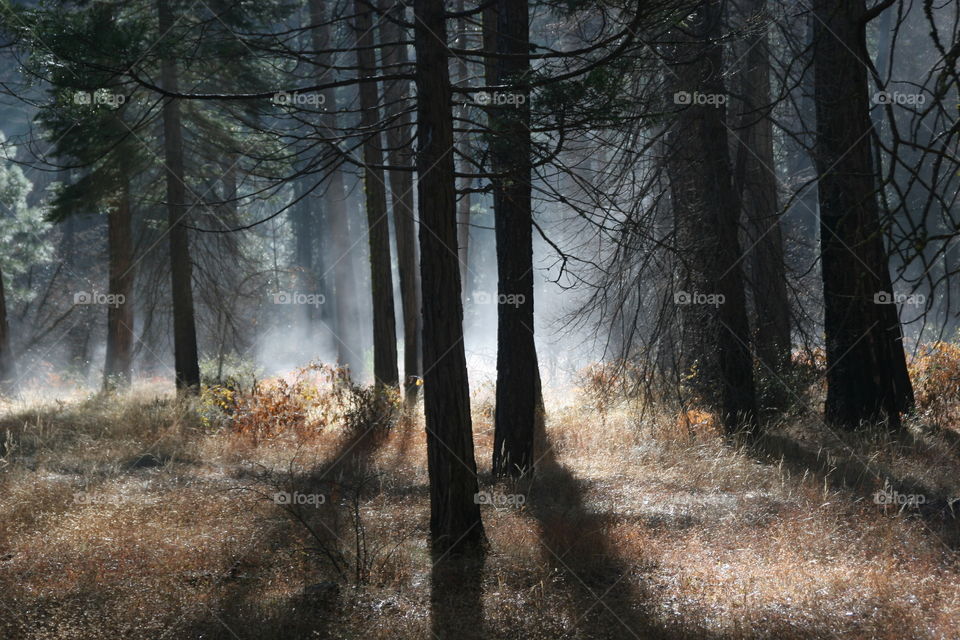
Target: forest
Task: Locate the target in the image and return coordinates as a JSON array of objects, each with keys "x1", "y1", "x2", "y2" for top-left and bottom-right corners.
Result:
[{"x1": 0, "y1": 0, "x2": 958, "y2": 638}]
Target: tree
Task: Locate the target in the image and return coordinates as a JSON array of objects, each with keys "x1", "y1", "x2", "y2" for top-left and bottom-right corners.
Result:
[
  {"x1": 354, "y1": 0, "x2": 399, "y2": 387},
  {"x1": 811, "y1": 0, "x2": 913, "y2": 428},
  {"x1": 664, "y1": 0, "x2": 758, "y2": 433},
  {"x1": 414, "y1": 0, "x2": 485, "y2": 555},
  {"x1": 157, "y1": 0, "x2": 200, "y2": 393},
  {"x1": 489, "y1": 0, "x2": 538, "y2": 477},
  {"x1": 380, "y1": 0, "x2": 423, "y2": 405},
  {"x1": 732, "y1": 0, "x2": 791, "y2": 376}
]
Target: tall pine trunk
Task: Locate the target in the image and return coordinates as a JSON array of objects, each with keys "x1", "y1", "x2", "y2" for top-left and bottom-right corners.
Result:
[
  {"x1": 379, "y1": 0, "x2": 423, "y2": 404},
  {"x1": 310, "y1": 0, "x2": 364, "y2": 378},
  {"x1": 665, "y1": 0, "x2": 757, "y2": 434},
  {"x1": 353, "y1": 0, "x2": 398, "y2": 387},
  {"x1": 103, "y1": 182, "x2": 135, "y2": 390},
  {"x1": 735, "y1": 0, "x2": 791, "y2": 375},
  {"x1": 0, "y1": 264, "x2": 15, "y2": 395},
  {"x1": 489, "y1": 0, "x2": 538, "y2": 477},
  {"x1": 158, "y1": 0, "x2": 200, "y2": 393},
  {"x1": 414, "y1": 0, "x2": 485, "y2": 555},
  {"x1": 812, "y1": 0, "x2": 913, "y2": 428}
]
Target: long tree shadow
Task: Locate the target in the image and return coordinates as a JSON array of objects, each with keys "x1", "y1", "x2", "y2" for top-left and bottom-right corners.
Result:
[
  {"x1": 525, "y1": 444, "x2": 685, "y2": 640},
  {"x1": 749, "y1": 429, "x2": 960, "y2": 547}
]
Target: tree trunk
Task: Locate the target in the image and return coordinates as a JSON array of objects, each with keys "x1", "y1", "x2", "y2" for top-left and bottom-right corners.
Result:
[
  {"x1": 455, "y1": 0, "x2": 472, "y2": 301},
  {"x1": 490, "y1": 0, "x2": 538, "y2": 477},
  {"x1": 812, "y1": 0, "x2": 913, "y2": 428},
  {"x1": 665, "y1": 0, "x2": 758, "y2": 434},
  {"x1": 353, "y1": 0, "x2": 399, "y2": 387},
  {"x1": 379, "y1": 0, "x2": 423, "y2": 404},
  {"x1": 158, "y1": 0, "x2": 200, "y2": 393},
  {"x1": 310, "y1": 0, "x2": 365, "y2": 378},
  {"x1": 734, "y1": 0, "x2": 791, "y2": 375},
  {"x1": 103, "y1": 182, "x2": 135, "y2": 390},
  {"x1": 0, "y1": 264, "x2": 16, "y2": 395},
  {"x1": 414, "y1": 0, "x2": 485, "y2": 555}
]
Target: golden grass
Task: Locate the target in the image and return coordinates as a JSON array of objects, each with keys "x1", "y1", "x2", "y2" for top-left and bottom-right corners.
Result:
[{"x1": 0, "y1": 377, "x2": 957, "y2": 639}]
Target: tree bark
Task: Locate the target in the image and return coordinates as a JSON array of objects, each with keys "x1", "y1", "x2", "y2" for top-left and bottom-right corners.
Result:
[
  {"x1": 310, "y1": 0, "x2": 365, "y2": 378},
  {"x1": 103, "y1": 182, "x2": 135, "y2": 390},
  {"x1": 158, "y1": 0, "x2": 200, "y2": 393},
  {"x1": 353, "y1": 0, "x2": 399, "y2": 387},
  {"x1": 379, "y1": 0, "x2": 423, "y2": 404},
  {"x1": 734, "y1": 0, "x2": 791, "y2": 375},
  {"x1": 0, "y1": 264, "x2": 16, "y2": 395},
  {"x1": 414, "y1": 0, "x2": 485, "y2": 555},
  {"x1": 812, "y1": 0, "x2": 913, "y2": 428},
  {"x1": 665, "y1": 0, "x2": 758, "y2": 434},
  {"x1": 490, "y1": 0, "x2": 538, "y2": 477}
]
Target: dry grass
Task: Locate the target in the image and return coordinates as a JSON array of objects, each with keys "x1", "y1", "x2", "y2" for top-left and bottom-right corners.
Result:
[{"x1": 0, "y1": 372, "x2": 958, "y2": 639}]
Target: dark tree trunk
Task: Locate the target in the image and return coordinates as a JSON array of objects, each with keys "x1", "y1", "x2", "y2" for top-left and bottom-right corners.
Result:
[
  {"x1": 379, "y1": 0, "x2": 423, "y2": 404},
  {"x1": 103, "y1": 182, "x2": 135, "y2": 390},
  {"x1": 414, "y1": 0, "x2": 485, "y2": 555},
  {"x1": 490, "y1": 0, "x2": 538, "y2": 477},
  {"x1": 310, "y1": 0, "x2": 364, "y2": 377},
  {"x1": 0, "y1": 264, "x2": 16, "y2": 395},
  {"x1": 734, "y1": 0, "x2": 791, "y2": 375},
  {"x1": 158, "y1": 0, "x2": 200, "y2": 393},
  {"x1": 454, "y1": 0, "x2": 472, "y2": 301},
  {"x1": 812, "y1": 0, "x2": 913, "y2": 428},
  {"x1": 665, "y1": 0, "x2": 758, "y2": 434},
  {"x1": 354, "y1": 0, "x2": 399, "y2": 387}
]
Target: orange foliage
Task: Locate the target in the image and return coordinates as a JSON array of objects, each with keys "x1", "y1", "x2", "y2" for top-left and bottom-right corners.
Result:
[
  {"x1": 675, "y1": 408, "x2": 721, "y2": 440},
  {"x1": 909, "y1": 342, "x2": 960, "y2": 426}
]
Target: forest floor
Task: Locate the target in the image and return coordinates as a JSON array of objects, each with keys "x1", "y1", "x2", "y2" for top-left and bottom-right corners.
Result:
[{"x1": 0, "y1": 375, "x2": 959, "y2": 640}]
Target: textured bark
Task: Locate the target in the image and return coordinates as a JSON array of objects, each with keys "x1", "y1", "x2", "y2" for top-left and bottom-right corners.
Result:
[
  {"x1": 158, "y1": 0, "x2": 200, "y2": 393},
  {"x1": 0, "y1": 264, "x2": 16, "y2": 395},
  {"x1": 414, "y1": 0, "x2": 485, "y2": 555},
  {"x1": 103, "y1": 183, "x2": 135, "y2": 390},
  {"x1": 812, "y1": 0, "x2": 913, "y2": 428},
  {"x1": 454, "y1": 0, "x2": 472, "y2": 300},
  {"x1": 665, "y1": 1, "x2": 757, "y2": 433},
  {"x1": 490, "y1": 0, "x2": 537, "y2": 477},
  {"x1": 354, "y1": 0, "x2": 399, "y2": 387},
  {"x1": 310, "y1": 0, "x2": 364, "y2": 377},
  {"x1": 735, "y1": 0, "x2": 791, "y2": 374},
  {"x1": 379, "y1": 0, "x2": 422, "y2": 404}
]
